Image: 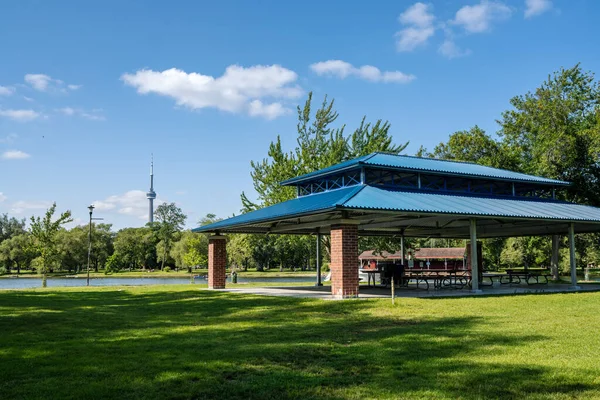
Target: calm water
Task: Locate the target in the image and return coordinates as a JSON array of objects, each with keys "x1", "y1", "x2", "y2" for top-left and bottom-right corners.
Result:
[{"x1": 0, "y1": 275, "x2": 317, "y2": 290}]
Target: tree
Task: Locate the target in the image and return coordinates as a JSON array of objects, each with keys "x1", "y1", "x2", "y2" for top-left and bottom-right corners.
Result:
[
  {"x1": 420, "y1": 126, "x2": 512, "y2": 169},
  {"x1": 90, "y1": 224, "x2": 115, "y2": 272},
  {"x1": 171, "y1": 231, "x2": 208, "y2": 271},
  {"x1": 29, "y1": 203, "x2": 73, "y2": 287},
  {"x1": 113, "y1": 227, "x2": 157, "y2": 270},
  {"x1": 154, "y1": 202, "x2": 187, "y2": 270},
  {"x1": 0, "y1": 213, "x2": 26, "y2": 243},
  {"x1": 498, "y1": 63, "x2": 600, "y2": 205},
  {"x1": 0, "y1": 234, "x2": 36, "y2": 275},
  {"x1": 242, "y1": 92, "x2": 409, "y2": 270}
]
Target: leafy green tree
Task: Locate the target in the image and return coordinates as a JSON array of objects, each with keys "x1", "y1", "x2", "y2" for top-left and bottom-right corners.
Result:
[
  {"x1": 56, "y1": 228, "x2": 87, "y2": 273},
  {"x1": 498, "y1": 63, "x2": 600, "y2": 205},
  {"x1": 0, "y1": 234, "x2": 36, "y2": 274},
  {"x1": 29, "y1": 203, "x2": 73, "y2": 287},
  {"x1": 154, "y1": 202, "x2": 187, "y2": 270},
  {"x1": 171, "y1": 231, "x2": 208, "y2": 271},
  {"x1": 0, "y1": 214, "x2": 26, "y2": 243},
  {"x1": 93, "y1": 224, "x2": 115, "y2": 271},
  {"x1": 113, "y1": 227, "x2": 157, "y2": 270},
  {"x1": 227, "y1": 234, "x2": 252, "y2": 271},
  {"x1": 242, "y1": 92, "x2": 408, "y2": 269},
  {"x1": 420, "y1": 126, "x2": 512, "y2": 169}
]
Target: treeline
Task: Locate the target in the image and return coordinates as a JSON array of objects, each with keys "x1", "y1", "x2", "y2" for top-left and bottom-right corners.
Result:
[{"x1": 0, "y1": 202, "x2": 193, "y2": 286}]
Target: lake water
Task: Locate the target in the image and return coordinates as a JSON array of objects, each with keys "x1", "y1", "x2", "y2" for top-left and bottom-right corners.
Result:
[{"x1": 0, "y1": 275, "x2": 318, "y2": 290}]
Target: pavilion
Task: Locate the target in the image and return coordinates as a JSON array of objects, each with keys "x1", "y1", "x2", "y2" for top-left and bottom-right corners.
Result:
[{"x1": 193, "y1": 152, "x2": 600, "y2": 298}]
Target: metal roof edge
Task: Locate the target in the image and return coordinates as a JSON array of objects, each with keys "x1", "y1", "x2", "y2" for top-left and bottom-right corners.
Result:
[
  {"x1": 279, "y1": 153, "x2": 378, "y2": 186},
  {"x1": 191, "y1": 206, "x2": 339, "y2": 233}
]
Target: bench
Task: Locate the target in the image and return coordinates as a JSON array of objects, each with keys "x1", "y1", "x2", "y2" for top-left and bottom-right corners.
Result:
[{"x1": 501, "y1": 269, "x2": 551, "y2": 285}]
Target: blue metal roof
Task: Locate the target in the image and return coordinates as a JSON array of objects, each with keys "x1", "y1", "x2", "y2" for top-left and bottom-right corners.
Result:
[
  {"x1": 280, "y1": 152, "x2": 570, "y2": 186},
  {"x1": 195, "y1": 185, "x2": 600, "y2": 233},
  {"x1": 344, "y1": 186, "x2": 600, "y2": 222},
  {"x1": 192, "y1": 186, "x2": 362, "y2": 233}
]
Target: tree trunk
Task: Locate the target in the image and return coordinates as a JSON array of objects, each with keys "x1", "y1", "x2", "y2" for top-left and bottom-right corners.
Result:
[{"x1": 161, "y1": 244, "x2": 167, "y2": 270}]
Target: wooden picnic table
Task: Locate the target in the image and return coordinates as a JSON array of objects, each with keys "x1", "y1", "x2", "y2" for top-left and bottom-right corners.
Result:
[
  {"x1": 482, "y1": 269, "x2": 551, "y2": 285},
  {"x1": 404, "y1": 268, "x2": 471, "y2": 290}
]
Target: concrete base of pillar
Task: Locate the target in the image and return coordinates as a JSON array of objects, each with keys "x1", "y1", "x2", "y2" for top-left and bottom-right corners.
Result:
[
  {"x1": 569, "y1": 285, "x2": 582, "y2": 290},
  {"x1": 332, "y1": 294, "x2": 359, "y2": 300}
]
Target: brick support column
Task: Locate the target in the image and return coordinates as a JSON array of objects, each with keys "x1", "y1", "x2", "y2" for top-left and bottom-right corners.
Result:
[
  {"x1": 208, "y1": 235, "x2": 227, "y2": 289},
  {"x1": 330, "y1": 224, "x2": 359, "y2": 298}
]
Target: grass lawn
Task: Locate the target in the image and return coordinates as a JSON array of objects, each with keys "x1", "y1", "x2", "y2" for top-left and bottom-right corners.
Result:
[{"x1": 1, "y1": 287, "x2": 600, "y2": 399}]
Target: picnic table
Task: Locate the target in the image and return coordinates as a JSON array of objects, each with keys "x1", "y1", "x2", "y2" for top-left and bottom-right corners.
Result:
[
  {"x1": 403, "y1": 268, "x2": 471, "y2": 290},
  {"x1": 483, "y1": 269, "x2": 551, "y2": 285}
]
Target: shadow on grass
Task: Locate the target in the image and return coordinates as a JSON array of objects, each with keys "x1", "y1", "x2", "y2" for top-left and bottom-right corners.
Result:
[{"x1": 0, "y1": 288, "x2": 596, "y2": 399}]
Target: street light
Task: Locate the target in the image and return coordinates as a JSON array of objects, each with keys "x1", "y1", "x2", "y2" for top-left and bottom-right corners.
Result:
[{"x1": 87, "y1": 205, "x2": 104, "y2": 287}]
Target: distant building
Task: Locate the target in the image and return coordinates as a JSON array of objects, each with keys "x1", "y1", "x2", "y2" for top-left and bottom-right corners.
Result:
[
  {"x1": 146, "y1": 156, "x2": 156, "y2": 223},
  {"x1": 359, "y1": 248, "x2": 466, "y2": 270}
]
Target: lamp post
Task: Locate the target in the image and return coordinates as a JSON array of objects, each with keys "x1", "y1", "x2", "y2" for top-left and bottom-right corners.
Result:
[{"x1": 86, "y1": 205, "x2": 104, "y2": 287}]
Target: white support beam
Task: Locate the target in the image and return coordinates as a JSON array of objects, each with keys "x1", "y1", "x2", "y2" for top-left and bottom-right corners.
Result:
[
  {"x1": 551, "y1": 235, "x2": 560, "y2": 280},
  {"x1": 470, "y1": 218, "x2": 481, "y2": 293},
  {"x1": 569, "y1": 223, "x2": 580, "y2": 289},
  {"x1": 315, "y1": 233, "x2": 323, "y2": 286}
]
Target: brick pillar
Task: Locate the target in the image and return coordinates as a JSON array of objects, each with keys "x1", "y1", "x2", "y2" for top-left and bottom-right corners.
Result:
[
  {"x1": 208, "y1": 235, "x2": 227, "y2": 289},
  {"x1": 330, "y1": 224, "x2": 359, "y2": 298}
]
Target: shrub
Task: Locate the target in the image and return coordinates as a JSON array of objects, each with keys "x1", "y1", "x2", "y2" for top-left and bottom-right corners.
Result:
[
  {"x1": 0, "y1": 266, "x2": 7, "y2": 275},
  {"x1": 163, "y1": 266, "x2": 171, "y2": 273}
]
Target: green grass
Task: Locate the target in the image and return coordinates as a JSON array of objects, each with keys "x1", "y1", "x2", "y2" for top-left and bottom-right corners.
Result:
[{"x1": 1, "y1": 286, "x2": 600, "y2": 399}]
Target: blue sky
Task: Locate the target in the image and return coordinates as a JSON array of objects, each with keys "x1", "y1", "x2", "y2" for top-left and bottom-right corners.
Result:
[{"x1": 0, "y1": 0, "x2": 598, "y2": 229}]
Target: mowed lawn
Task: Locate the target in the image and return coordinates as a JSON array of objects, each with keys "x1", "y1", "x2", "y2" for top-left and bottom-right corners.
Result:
[{"x1": 1, "y1": 286, "x2": 600, "y2": 399}]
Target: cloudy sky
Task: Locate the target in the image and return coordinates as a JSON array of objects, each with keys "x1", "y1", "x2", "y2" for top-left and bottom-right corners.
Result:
[{"x1": 0, "y1": 0, "x2": 597, "y2": 229}]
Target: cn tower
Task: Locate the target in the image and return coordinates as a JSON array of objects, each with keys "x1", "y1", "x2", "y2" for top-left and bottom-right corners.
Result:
[{"x1": 147, "y1": 155, "x2": 157, "y2": 223}]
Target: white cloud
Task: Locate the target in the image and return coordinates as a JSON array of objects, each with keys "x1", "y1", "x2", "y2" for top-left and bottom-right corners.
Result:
[
  {"x1": 396, "y1": 3, "x2": 436, "y2": 51},
  {"x1": 0, "y1": 193, "x2": 6, "y2": 203},
  {"x1": 524, "y1": 0, "x2": 552, "y2": 18},
  {"x1": 310, "y1": 60, "x2": 416, "y2": 83},
  {"x1": 24, "y1": 74, "x2": 53, "y2": 91},
  {"x1": 10, "y1": 200, "x2": 51, "y2": 214},
  {"x1": 94, "y1": 190, "x2": 161, "y2": 220},
  {"x1": 121, "y1": 65, "x2": 302, "y2": 119},
  {"x1": 452, "y1": 1, "x2": 512, "y2": 33},
  {"x1": 24, "y1": 74, "x2": 80, "y2": 93},
  {"x1": 248, "y1": 100, "x2": 289, "y2": 120},
  {"x1": 0, "y1": 86, "x2": 14, "y2": 96},
  {"x1": 0, "y1": 133, "x2": 18, "y2": 144},
  {"x1": 57, "y1": 107, "x2": 105, "y2": 120},
  {"x1": 0, "y1": 109, "x2": 40, "y2": 121},
  {"x1": 438, "y1": 38, "x2": 472, "y2": 59},
  {"x1": 2, "y1": 150, "x2": 31, "y2": 160},
  {"x1": 59, "y1": 107, "x2": 76, "y2": 116}
]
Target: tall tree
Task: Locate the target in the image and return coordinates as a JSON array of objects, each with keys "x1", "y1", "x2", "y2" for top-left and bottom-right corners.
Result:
[
  {"x1": 498, "y1": 63, "x2": 600, "y2": 205},
  {"x1": 29, "y1": 203, "x2": 73, "y2": 287},
  {"x1": 0, "y1": 234, "x2": 36, "y2": 275},
  {"x1": 0, "y1": 214, "x2": 26, "y2": 243},
  {"x1": 421, "y1": 126, "x2": 511, "y2": 169},
  {"x1": 154, "y1": 202, "x2": 187, "y2": 270},
  {"x1": 242, "y1": 92, "x2": 408, "y2": 269}
]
